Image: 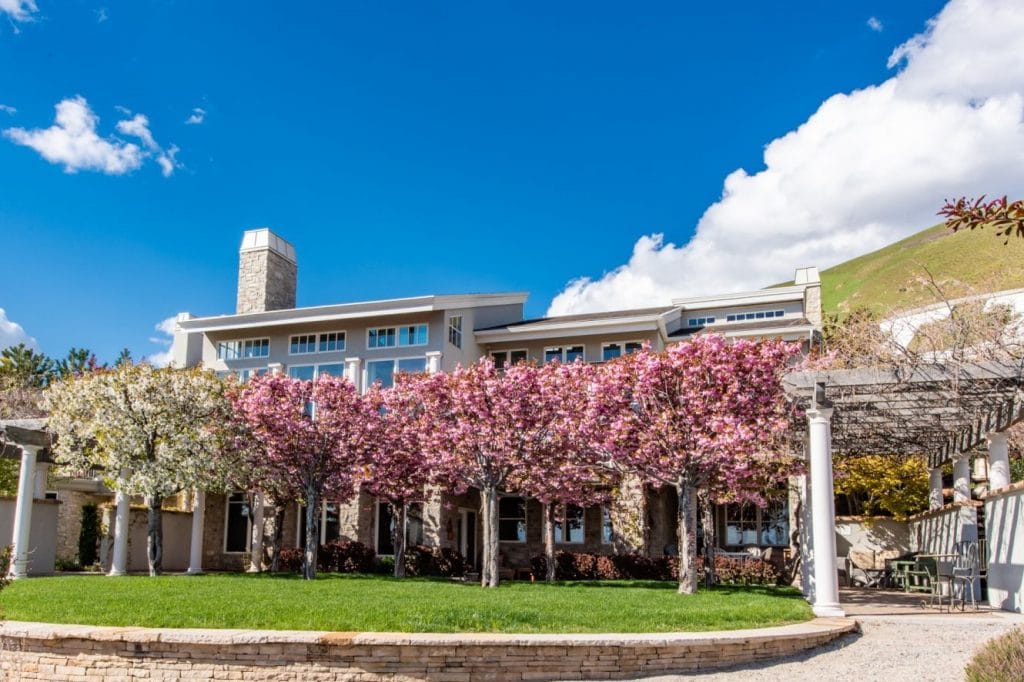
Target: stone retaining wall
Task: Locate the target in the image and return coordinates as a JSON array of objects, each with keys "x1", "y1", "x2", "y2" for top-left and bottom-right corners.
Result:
[{"x1": 0, "y1": 618, "x2": 856, "y2": 681}]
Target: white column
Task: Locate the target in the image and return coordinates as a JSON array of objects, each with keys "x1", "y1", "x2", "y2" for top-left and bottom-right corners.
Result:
[
  {"x1": 248, "y1": 492, "x2": 265, "y2": 572},
  {"x1": 344, "y1": 358, "x2": 361, "y2": 390},
  {"x1": 426, "y1": 351, "x2": 442, "y2": 374},
  {"x1": 9, "y1": 445, "x2": 39, "y2": 579},
  {"x1": 987, "y1": 432, "x2": 1011, "y2": 491},
  {"x1": 33, "y1": 461, "x2": 48, "y2": 499},
  {"x1": 108, "y1": 484, "x2": 130, "y2": 576},
  {"x1": 929, "y1": 467, "x2": 944, "y2": 510},
  {"x1": 807, "y1": 407, "x2": 844, "y2": 618},
  {"x1": 953, "y1": 455, "x2": 971, "y2": 503},
  {"x1": 187, "y1": 489, "x2": 206, "y2": 575}
]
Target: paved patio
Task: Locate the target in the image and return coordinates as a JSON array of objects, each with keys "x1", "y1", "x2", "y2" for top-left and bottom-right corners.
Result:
[{"x1": 640, "y1": 589, "x2": 1024, "y2": 681}]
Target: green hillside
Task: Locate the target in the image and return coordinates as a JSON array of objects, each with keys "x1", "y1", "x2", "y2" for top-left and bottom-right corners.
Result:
[{"x1": 815, "y1": 224, "x2": 1024, "y2": 315}]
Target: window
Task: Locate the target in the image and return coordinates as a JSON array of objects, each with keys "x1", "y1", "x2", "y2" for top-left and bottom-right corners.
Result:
[
  {"x1": 288, "y1": 363, "x2": 346, "y2": 381},
  {"x1": 601, "y1": 506, "x2": 614, "y2": 545},
  {"x1": 289, "y1": 334, "x2": 317, "y2": 355},
  {"x1": 724, "y1": 499, "x2": 789, "y2": 546},
  {"x1": 319, "y1": 332, "x2": 346, "y2": 352},
  {"x1": 238, "y1": 368, "x2": 268, "y2": 382},
  {"x1": 491, "y1": 349, "x2": 528, "y2": 370},
  {"x1": 498, "y1": 496, "x2": 527, "y2": 542},
  {"x1": 554, "y1": 504, "x2": 585, "y2": 544},
  {"x1": 687, "y1": 317, "x2": 716, "y2": 327},
  {"x1": 287, "y1": 365, "x2": 315, "y2": 381},
  {"x1": 366, "y1": 357, "x2": 428, "y2": 389},
  {"x1": 224, "y1": 493, "x2": 251, "y2": 553},
  {"x1": 217, "y1": 338, "x2": 270, "y2": 360},
  {"x1": 448, "y1": 316, "x2": 463, "y2": 349},
  {"x1": 368, "y1": 324, "x2": 429, "y2": 349},
  {"x1": 725, "y1": 310, "x2": 787, "y2": 322},
  {"x1": 375, "y1": 501, "x2": 425, "y2": 555},
  {"x1": 544, "y1": 346, "x2": 584, "y2": 364},
  {"x1": 601, "y1": 341, "x2": 644, "y2": 361},
  {"x1": 297, "y1": 500, "x2": 345, "y2": 548}
]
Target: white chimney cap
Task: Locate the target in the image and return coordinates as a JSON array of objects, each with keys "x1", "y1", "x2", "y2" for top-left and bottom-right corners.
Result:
[
  {"x1": 793, "y1": 266, "x2": 820, "y2": 285},
  {"x1": 240, "y1": 228, "x2": 296, "y2": 264}
]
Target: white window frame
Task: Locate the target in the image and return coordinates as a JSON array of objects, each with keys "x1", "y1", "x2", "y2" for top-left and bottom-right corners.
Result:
[
  {"x1": 600, "y1": 340, "x2": 644, "y2": 362},
  {"x1": 373, "y1": 499, "x2": 425, "y2": 556},
  {"x1": 498, "y1": 495, "x2": 527, "y2": 543},
  {"x1": 447, "y1": 315, "x2": 463, "y2": 349},
  {"x1": 217, "y1": 337, "x2": 270, "y2": 360},
  {"x1": 554, "y1": 503, "x2": 585, "y2": 545},
  {"x1": 601, "y1": 506, "x2": 613, "y2": 545},
  {"x1": 364, "y1": 356, "x2": 428, "y2": 389},
  {"x1": 287, "y1": 362, "x2": 347, "y2": 381},
  {"x1": 687, "y1": 317, "x2": 716, "y2": 328},
  {"x1": 543, "y1": 345, "x2": 585, "y2": 364},
  {"x1": 725, "y1": 310, "x2": 787, "y2": 323},
  {"x1": 288, "y1": 333, "x2": 319, "y2": 355},
  {"x1": 223, "y1": 492, "x2": 252, "y2": 554},
  {"x1": 367, "y1": 324, "x2": 429, "y2": 350},
  {"x1": 318, "y1": 331, "x2": 346, "y2": 353}
]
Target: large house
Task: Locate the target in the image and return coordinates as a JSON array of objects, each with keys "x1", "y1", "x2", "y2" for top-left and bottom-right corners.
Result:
[{"x1": 53, "y1": 228, "x2": 823, "y2": 574}]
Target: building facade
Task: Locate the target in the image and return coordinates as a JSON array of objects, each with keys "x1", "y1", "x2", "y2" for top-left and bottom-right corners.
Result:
[{"x1": 93, "y1": 227, "x2": 823, "y2": 573}]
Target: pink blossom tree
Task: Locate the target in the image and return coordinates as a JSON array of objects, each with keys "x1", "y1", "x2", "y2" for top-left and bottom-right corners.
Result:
[
  {"x1": 615, "y1": 336, "x2": 798, "y2": 594},
  {"x1": 420, "y1": 358, "x2": 571, "y2": 588},
  {"x1": 231, "y1": 373, "x2": 379, "y2": 579},
  {"x1": 364, "y1": 378, "x2": 434, "y2": 577},
  {"x1": 507, "y1": 360, "x2": 616, "y2": 581}
]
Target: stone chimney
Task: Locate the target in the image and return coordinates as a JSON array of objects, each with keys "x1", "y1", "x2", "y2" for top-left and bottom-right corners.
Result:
[
  {"x1": 794, "y1": 266, "x2": 822, "y2": 327},
  {"x1": 236, "y1": 228, "x2": 297, "y2": 314}
]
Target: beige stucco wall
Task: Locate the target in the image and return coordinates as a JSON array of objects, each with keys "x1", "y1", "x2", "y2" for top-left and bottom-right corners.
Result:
[
  {"x1": 984, "y1": 483, "x2": 1024, "y2": 612},
  {"x1": 0, "y1": 497, "x2": 60, "y2": 575}
]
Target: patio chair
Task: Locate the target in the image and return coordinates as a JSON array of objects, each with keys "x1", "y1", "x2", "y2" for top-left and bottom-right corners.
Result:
[
  {"x1": 904, "y1": 556, "x2": 943, "y2": 608},
  {"x1": 949, "y1": 541, "x2": 980, "y2": 611}
]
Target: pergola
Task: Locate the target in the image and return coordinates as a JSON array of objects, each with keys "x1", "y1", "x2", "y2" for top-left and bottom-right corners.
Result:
[
  {"x1": 0, "y1": 419, "x2": 55, "y2": 578},
  {"x1": 785, "y1": 359, "x2": 1024, "y2": 616}
]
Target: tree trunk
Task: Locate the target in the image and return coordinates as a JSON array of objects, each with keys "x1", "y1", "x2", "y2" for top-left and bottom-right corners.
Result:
[
  {"x1": 699, "y1": 489, "x2": 716, "y2": 588},
  {"x1": 269, "y1": 503, "x2": 285, "y2": 573},
  {"x1": 479, "y1": 491, "x2": 491, "y2": 587},
  {"x1": 676, "y1": 481, "x2": 698, "y2": 594},
  {"x1": 303, "y1": 490, "x2": 320, "y2": 580},
  {"x1": 481, "y1": 487, "x2": 500, "y2": 588},
  {"x1": 145, "y1": 495, "x2": 163, "y2": 577},
  {"x1": 543, "y1": 502, "x2": 557, "y2": 582},
  {"x1": 392, "y1": 502, "x2": 407, "y2": 578}
]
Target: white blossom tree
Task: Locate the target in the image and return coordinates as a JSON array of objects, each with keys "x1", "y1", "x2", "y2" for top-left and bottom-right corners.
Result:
[{"x1": 46, "y1": 363, "x2": 237, "y2": 575}]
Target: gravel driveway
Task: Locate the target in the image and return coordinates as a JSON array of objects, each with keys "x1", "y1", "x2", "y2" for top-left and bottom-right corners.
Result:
[{"x1": 644, "y1": 609, "x2": 1024, "y2": 681}]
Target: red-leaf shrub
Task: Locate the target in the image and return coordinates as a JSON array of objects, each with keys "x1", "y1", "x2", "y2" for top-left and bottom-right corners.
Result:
[
  {"x1": 529, "y1": 551, "x2": 777, "y2": 585},
  {"x1": 276, "y1": 541, "x2": 376, "y2": 574},
  {"x1": 403, "y1": 545, "x2": 467, "y2": 577}
]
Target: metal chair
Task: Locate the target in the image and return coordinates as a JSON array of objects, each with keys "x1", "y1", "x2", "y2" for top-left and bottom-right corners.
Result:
[{"x1": 949, "y1": 541, "x2": 981, "y2": 611}]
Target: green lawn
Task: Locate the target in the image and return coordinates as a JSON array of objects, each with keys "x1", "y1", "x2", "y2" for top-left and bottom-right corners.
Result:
[{"x1": 0, "y1": 574, "x2": 812, "y2": 633}]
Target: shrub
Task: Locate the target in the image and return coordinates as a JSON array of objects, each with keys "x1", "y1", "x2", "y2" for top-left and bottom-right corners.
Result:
[
  {"x1": 78, "y1": 504, "x2": 101, "y2": 567},
  {"x1": 55, "y1": 556, "x2": 83, "y2": 572},
  {"x1": 276, "y1": 547, "x2": 304, "y2": 573},
  {"x1": 528, "y1": 551, "x2": 776, "y2": 585},
  {"x1": 965, "y1": 628, "x2": 1024, "y2": 682},
  {"x1": 404, "y1": 545, "x2": 467, "y2": 577},
  {"x1": 276, "y1": 541, "x2": 376, "y2": 574}
]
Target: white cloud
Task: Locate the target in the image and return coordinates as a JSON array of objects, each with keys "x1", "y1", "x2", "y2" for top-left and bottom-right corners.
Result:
[
  {"x1": 0, "y1": 0, "x2": 37, "y2": 23},
  {"x1": 144, "y1": 315, "x2": 176, "y2": 367},
  {"x1": 95, "y1": 7, "x2": 107, "y2": 23},
  {"x1": 0, "y1": 104, "x2": 15, "y2": 115},
  {"x1": 548, "y1": 0, "x2": 1024, "y2": 316},
  {"x1": 4, "y1": 96, "x2": 183, "y2": 176},
  {"x1": 116, "y1": 113, "x2": 158, "y2": 150},
  {"x1": 185, "y1": 107, "x2": 206, "y2": 125},
  {"x1": 867, "y1": 16, "x2": 884, "y2": 32},
  {"x1": 0, "y1": 308, "x2": 36, "y2": 351}
]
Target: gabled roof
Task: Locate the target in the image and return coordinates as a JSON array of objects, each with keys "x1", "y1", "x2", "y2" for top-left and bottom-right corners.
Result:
[
  {"x1": 474, "y1": 306, "x2": 679, "y2": 343},
  {"x1": 672, "y1": 284, "x2": 809, "y2": 311},
  {"x1": 177, "y1": 292, "x2": 528, "y2": 334}
]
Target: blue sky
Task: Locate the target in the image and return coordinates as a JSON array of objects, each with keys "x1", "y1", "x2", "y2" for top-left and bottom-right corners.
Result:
[{"x1": 5, "y1": 0, "x2": 1023, "y2": 365}]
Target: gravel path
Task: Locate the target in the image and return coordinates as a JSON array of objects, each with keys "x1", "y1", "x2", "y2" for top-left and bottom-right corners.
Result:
[{"x1": 641, "y1": 611, "x2": 1024, "y2": 681}]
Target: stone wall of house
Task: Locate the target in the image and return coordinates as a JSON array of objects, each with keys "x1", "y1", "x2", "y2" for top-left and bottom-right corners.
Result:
[
  {"x1": 0, "y1": 618, "x2": 856, "y2": 681},
  {"x1": 236, "y1": 249, "x2": 297, "y2": 314}
]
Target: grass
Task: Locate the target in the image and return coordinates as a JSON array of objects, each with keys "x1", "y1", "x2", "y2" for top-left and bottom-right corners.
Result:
[
  {"x1": 0, "y1": 573, "x2": 812, "y2": 633},
  {"x1": 775, "y1": 222, "x2": 1024, "y2": 316}
]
